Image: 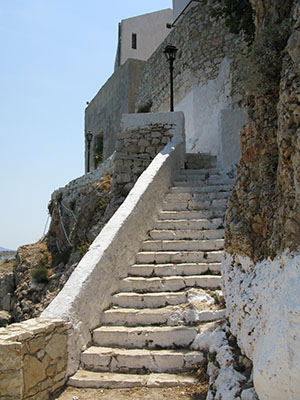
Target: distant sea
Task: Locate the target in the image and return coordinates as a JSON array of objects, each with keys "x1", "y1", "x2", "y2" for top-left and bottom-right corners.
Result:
[{"x1": 0, "y1": 251, "x2": 16, "y2": 261}]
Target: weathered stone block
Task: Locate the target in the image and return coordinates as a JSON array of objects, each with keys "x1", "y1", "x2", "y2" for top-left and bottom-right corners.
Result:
[
  {"x1": 116, "y1": 173, "x2": 131, "y2": 184},
  {"x1": 0, "y1": 341, "x2": 23, "y2": 371},
  {"x1": 138, "y1": 138, "x2": 149, "y2": 147},
  {"x1": 44, "y1": 333, "x2": 67, "y2": 360},
  {"x1": 28, "y1": 335, "x2": 46, "y2": 354},
  {"x1": 0, "y1": 370, "x2": 22, "y2": 398},
  {"x1": 23, "y1": 355, "x2": 46, "y2": 394},
  {"x1": 146, "y1": 146, "x2": 155, "y2": 153}
]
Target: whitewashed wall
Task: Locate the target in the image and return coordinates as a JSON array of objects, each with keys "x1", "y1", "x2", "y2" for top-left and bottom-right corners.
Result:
[
  {"x1": 175, "y1": 58, "x2": 245, "y2": 167},
  {"x1": 116, "y1": 9, "x2": 173, "y2": 67}
]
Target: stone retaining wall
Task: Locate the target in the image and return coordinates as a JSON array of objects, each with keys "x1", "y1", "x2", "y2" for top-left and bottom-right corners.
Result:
[
  {"x1": 0, "y1": 318, "x2": 69, "y2": 400},
  {"x1": 113, "y1": 118, "x2": 174, "y2": 196}
]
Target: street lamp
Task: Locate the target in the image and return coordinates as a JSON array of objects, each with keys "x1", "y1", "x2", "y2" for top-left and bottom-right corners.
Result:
[
  {"x1": 86, "y1": 131, "x2": 93, "y2": 173},
  {"x1": 164, "y1": 45, "x2": 178, "y2": 112}
]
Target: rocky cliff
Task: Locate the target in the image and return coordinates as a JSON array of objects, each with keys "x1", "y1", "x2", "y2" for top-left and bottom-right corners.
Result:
[
  {"x1": 222, "y1": 1, "x2": 300, "y2": 399},
  {"x1": 0, "y1": 161, "x2": 116, "y2": 324}
]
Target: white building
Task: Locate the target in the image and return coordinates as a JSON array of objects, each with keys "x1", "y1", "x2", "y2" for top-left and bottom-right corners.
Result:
[
  {"x1": 172, "y1": 0, "x2": 201, "y2": 21},
  {"x1": 114, "y1": 9, "x2": 173, "y2": 70}
]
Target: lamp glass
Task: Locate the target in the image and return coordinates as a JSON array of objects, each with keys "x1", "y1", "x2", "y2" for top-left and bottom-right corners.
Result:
[
  {"x1": 86, "y1": 131, "x2": 93, "y2": 142},
  {"x1": 164, "y1": 45, "x2": 178, "y2": 62}
]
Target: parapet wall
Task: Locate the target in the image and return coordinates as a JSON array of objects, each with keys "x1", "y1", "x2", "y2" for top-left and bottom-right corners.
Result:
[
  {"x1": 0, "y1": 318, "x2": 69, "y2": 400},
  {"x1": 113, "y1": 116, "x2": 175, "y2": 196},
  {"x1": 43, "y1": 112, "x2": 185, "y2": 376}
]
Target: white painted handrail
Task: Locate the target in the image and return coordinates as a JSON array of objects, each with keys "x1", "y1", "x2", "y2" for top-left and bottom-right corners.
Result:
[{"x1": 42, "y1": 111, "x2": 185, "y2": 375}]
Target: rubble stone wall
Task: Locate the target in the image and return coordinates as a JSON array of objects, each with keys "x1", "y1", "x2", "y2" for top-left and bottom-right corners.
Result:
[
  {"x1": 0, "y1": 318, "x2": 69, "y2": 400},
  {"x1": 113, "y1": 116, "x2": 174, "y2": 197}
]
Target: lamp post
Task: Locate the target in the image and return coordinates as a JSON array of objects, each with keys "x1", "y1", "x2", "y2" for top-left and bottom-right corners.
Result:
[
  {"x1": 164, "y1": 45, "x2": 178, "y2": 112},
  {"x1": 86, "y1": 131, "x2": 93, "y2": 173}
]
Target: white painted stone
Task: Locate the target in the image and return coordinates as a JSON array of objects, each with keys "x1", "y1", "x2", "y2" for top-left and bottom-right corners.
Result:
[
  {"x1": 136, "y1": 250, "x2": 223, "y2": 264},
  {"x1": 93, "y1": 326, "x2": 197, "y2": 349},
  {"x1": 42, "y1": 112, "x2": 185, "y2": 375},
  {"x1": 102, "y1": 307, "x2": 169, "y2": 326},
  {"x1": 141, "y1": 239, "x2": 224, "y2": 251},
  {"x1": 164, "y1": 191, "x2": 230, "y2": 201},
  {"x1": 174, "y1": 178, "x2": 234, "y2": 186},
  {"x1": 241, "y1": 387, "x2": 259, "y2": 400},
  {"x1": 82, "y1": 347, "x2": 203, "y2": 373},
  {"x1": 112, "y1": 291, "x2": 187, "y2": 308},
  {"x1": 174, "y1": 57, "x2": 245, "y2": 168},
  {"x1": 159, "y1": 209, "x2": 225, "y2": 220},
  {"x1": 222, "y1": 251, "x2": 300, "y2": 400},
  {"x1": 129, "y1": 262, "x2": 221, "y2": 277},
  {"x1": 155, "y1": 218, "x2": 224, "y2": 230},
  {"x1": 149, "y1": 229, "x2": 225, "y2": 240},
  {"x1": 170, "y1": 184, "x2": 233, "y2": 193},
  {"x1": 68, "y1": 370, "x2": 197, "y2": 389}
]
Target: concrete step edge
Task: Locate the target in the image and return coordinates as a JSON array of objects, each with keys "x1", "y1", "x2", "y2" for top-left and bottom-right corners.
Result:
[{"x1": 68, "y1": 370, "x2": 199, "y2": 389}]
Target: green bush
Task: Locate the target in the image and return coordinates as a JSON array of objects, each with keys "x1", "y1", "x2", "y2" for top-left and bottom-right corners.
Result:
[
  {"x1": 202, "y1": 0, "x2": 255, "y2": 44},
  {"x1": 137, "y1": 100, "x2": 153, "y2": 113},
  {"x1": 31, "y1": 266, "x2": 49, "y2": 283},
  {"x1": 94, "y1": 131, "x2": 104, "y2": 169}
]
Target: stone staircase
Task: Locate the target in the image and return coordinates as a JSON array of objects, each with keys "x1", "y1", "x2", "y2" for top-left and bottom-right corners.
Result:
[{"x1": 68, "y1": 167, "x2": 234, "y2": 389}]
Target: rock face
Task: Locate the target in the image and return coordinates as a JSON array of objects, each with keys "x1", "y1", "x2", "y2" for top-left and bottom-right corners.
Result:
[
  {"x1": 223, "y1": 1, "x2": 300, "y2": 399},
  {"x1": 1, "y1": 162, "x2": 115, "y2": 323},
  {"x1": 222, "y1": 252, "x2": 300, "y2": 400}
]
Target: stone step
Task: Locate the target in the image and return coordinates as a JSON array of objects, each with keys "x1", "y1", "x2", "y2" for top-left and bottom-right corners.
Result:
[
  {"x1": 174, "y1": 178, "x2": 234, "y2": 186},
  {"x1": 162, "y1": 198, "x2": 228, "y2": 211},
  {"x1": 158, "y1": 209, "x2": 225, "y2": 220},
  {"x1": 68, "y1": 370, "x2": 199, "y2": 389},
  {"x1": 149, "y1": 229, "x2": 225, "y2": 240},
  {"x1": 93, "y1": 326, "x2": 198, "y2": 349},
  {"x1": 170, "y1": 184, "x2": 232, "y2": 193},
  {"x1": 176, "y1": 172, "x2": 232, "y2": 181},
  {"x1": 102, "y1": 306, "x2": 225, "y2": 326},
  {"x1": 119, "y1": 275, "x2": 221, "y2": 293},
  {"x1": 112, "y1": 291, "x2": 188, "y2": 308},
  {"x1": 128, "y1": 263, "x2": 221, "y2": 277},
  {"x1": 141, "y1": 239, "x2": 224, "y2": 252},
  {"x1": 136, "y1": 250, "x2": 223, "y2": 264},
  {"x1": 155, "y1": 218, "x2": 224, "y2": 230},
  {"x1": 165, "y1": 191, "x2": 230, "y2": 201},
  {"x1": 185, "y1": 153, "x2": 217, "y2": 170},
  {"x1": 179, "y1": 168, "x2": 222, "y2": 175},
  {"x1": 80, "y1": 346, "x2": 205, "y2": 373}
]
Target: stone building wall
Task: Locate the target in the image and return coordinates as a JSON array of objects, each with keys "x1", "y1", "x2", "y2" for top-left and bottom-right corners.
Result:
[
  {"x1": 85, "y1": 58, "x2": 145, "y2": 171},
  {"x1": 135, "y1": 2, "x2": 247, "y2": 167},
  {"x1": 0, "y1": 318, "x2": 69, "y2": 400}
]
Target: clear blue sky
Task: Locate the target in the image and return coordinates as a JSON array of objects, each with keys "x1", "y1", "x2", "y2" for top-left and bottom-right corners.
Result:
[{"x1": 0, "y1": 0, "x2": 172, "y2": 250}]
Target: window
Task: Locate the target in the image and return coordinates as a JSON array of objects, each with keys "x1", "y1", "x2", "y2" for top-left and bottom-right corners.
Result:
[{"x1": 132, "y1": 33, "x2": 137, "y2": 49}]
